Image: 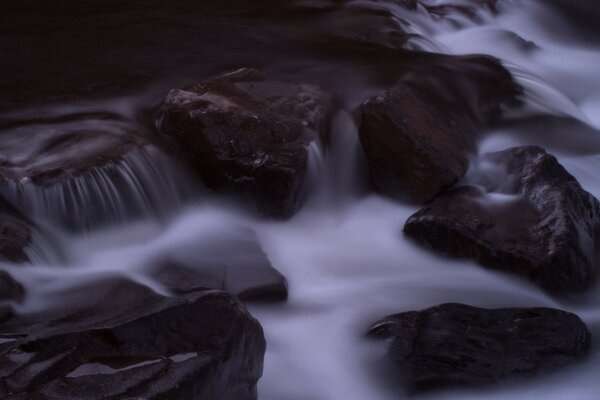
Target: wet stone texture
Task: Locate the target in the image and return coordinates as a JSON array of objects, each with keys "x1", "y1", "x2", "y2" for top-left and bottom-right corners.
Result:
[
  {"x1": 358, "y1": 55, "x2": 520, "y2": 203},
  {"x1": 405, "y1": 146, "x2": 600, "y2": 294},
  {"x1": 0, "y1": 288, "x2": 266, "y2": 400},
  {"x1": 368, "y1": 303, "x2": 591, "y2": 391},
  {"x1": 157, "y1": 68, "x2": 333, "y2": 218}
]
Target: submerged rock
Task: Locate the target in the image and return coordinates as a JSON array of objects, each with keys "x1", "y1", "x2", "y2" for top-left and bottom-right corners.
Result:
[
  {"x1": 368, "y1": 303, "x2": 590, "y2": 391},
  {"x1": 358, "y1": 55, "x2": 519, "y2": 203},
  {"x1": 157, "y1": 68, "x2": 333, "y2": 218},
  {"x1": 151, "y1": 229, "x2": 288, "y2": 302},
  {"x1": 0, "y1": 283, "x2": 265, "y2": 400},
  {"x1": 405, "y1": 146, "x2": 600, "y2": 293}
]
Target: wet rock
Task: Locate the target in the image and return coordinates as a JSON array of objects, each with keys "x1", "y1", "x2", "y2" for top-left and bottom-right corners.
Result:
[
  {"x1": 358, "y1": 55, "x2": 519, "y2": 203},
  {"x1": 0, "y1": 198, "x2": 31, "y2": 264},
  {"x1": 0, "y1": 271, "x2": 24, "y2": 303},
  {"x1": 157, "y1": 68, "x2": 333, "y2": 218},
  {"x1": 368, "y1": 303, "x2": 590, "y2": 391},
  {"x1": 152, "y1": 229, "x2": 288, "y2": 302},
  {"x1": 0, "y1": 215, "x2": 30, "y2": 264},
  {"x1": 405, "y1": 146, "x2": 600, "y2": 293},
  {"x1": 0, "y1": 283, "x2": 265, "y2": 400}
]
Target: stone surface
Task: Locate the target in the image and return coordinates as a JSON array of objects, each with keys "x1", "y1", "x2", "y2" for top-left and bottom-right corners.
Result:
[
  {"x1": 368, "y1": 303, "x2": 591, "y2": 391},
  {"x1": 0, "y1": 271, "x2": 24, "y2": 303},
  {"x1": 358, "y1": 55, "x2": 519, "y2": 202},
  {"x1": 157, "y1": 68, "x2": 333, "y2": 218},
  {"x1": 405, "y1": 146, "x2": 600, "y2": 293},
  {"x1": 0, "y1": 198, "x2": 31, "y2": 264},
  {"x1": 151, "y1": 228, "x2": 288, "y2": 302},
  {"x1": 0, "y1": 283, "x2": 265, "y2": 400}
]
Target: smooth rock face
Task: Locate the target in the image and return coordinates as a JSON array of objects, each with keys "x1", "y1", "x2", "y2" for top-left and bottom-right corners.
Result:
[
  {"x1": 0, "y1": 286, "x2": 265, "y2": 400},
  {"x1": 368, "y1": 303, "x2": 591, "y2": 391},
  {"x1": 358, "y1": 55, "x2": 519, "y2": 203},
  {"x1": 405, "y1": 146, "x2": 600, "y2": 293},
  {"x1": 157, "y1": 68, "x2": 333, "y2": 218}
]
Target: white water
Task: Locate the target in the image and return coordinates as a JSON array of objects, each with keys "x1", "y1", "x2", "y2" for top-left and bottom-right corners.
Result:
[
  {"x1": 2, "y1": 0, "x2": 600, "y2": 399},
  {"x1": 0, "y1": 146, "x2": 194, "y2": 231}
]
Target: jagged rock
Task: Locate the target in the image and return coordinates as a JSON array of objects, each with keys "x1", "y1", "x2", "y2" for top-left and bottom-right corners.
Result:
[
  {"x1": 368, "y1": 303, "x2": 590, "y2": 391},
  {"x1": 0, "y1": 282, "x2": 265, "y2": 400},
  {"x1": 405, "y1": 146, "x2": 600, "y2": 293},
  {"x1": 358, "y1": 55, "x2": 519, "y2": 203},
  {"x1": 157, "y1": 68, "x2": 333, "y2": 218}
]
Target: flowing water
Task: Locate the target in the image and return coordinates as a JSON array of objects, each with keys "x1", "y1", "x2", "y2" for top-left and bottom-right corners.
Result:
[{"x1": 2, "y1": 0, "x2": 600, "y2": 399}]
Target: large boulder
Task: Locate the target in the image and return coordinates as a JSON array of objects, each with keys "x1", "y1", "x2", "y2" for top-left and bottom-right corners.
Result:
[
  {"x1": 368, "y1": 303, "x2": 590, "y2": 391},
  {"x1": 0, "y1": 280, "x2": 265, "y2": 400},
  {"x1": 358, "y1": 55, "x2": 519, "y2": 203},
  {"x1": 157, "y1": 68, "x2": 333, "y2": 218},
  {"x1": 405, "y1": 146, "x2": 600, "y2": 293}
]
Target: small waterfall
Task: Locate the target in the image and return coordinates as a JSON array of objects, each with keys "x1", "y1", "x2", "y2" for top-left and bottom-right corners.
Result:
[
  {"x1": 503, "y1": 61, "x2": 591, "y2": 122},
  {"x1": 303, "y1": 110, "x2": 367, "y2": 211},
  {"x1": 0, "y1": 146, "x2": 196, "y2": 231}
]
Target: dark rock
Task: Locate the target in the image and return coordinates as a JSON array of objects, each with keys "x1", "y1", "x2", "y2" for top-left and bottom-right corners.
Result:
[
  {"x1": 368, "y1": 303, "x2": 590, "y2": 391},
  {"x1": 358, "y1": 55, "x2": 519, "y2": 203},
  {"x1": 405, "y1": 146, "x2": 600, "y2": 293},
  {"x1": 0, "y1": 198, "x2": 31, "y2": 264},
  {"x1": 0, "y1": 215, "x2": 30, "y2": 264},
  {"x1": 151, "y1": 229, "x2": 288, "y2": 302},
  {"x1": 0, "y1": 271, "x2": 24, "y2": 303},
  {"x1": 157, "y1": 68, "x2": 333, "y2": 218},
  {"x1": 0, "y1": 281, "x2": 265, "y2": 400}
]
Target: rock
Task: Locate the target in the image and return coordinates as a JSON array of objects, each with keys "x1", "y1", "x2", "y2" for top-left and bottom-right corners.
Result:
[
  {"x1": 157, "y1": 68, "x2": 333, "y2": 218},
  {"x1": 0, "y1": 198, "x2": 31, "y2": 264},
  {"x1": 0, "y1": 215, "x2": 30, "y2": 264},
  {"x1": 367, "y1": 303, "x2": 590, "y2": 391},
  {"x1": 405, "y1": 146, "x2": 600, "y2": 293},
  {"x1": 358, "y1": 55, "x2": 519, "y2": 203},
  {"x1": 0, "y1": 281, "x2": 265, "y2": 400},
  {"x1": 0, "y1": 271, "x2": 24, "y2": 303},
  {"x1": 151, "y1": 229, "x2": 288, "y2": 302}
]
